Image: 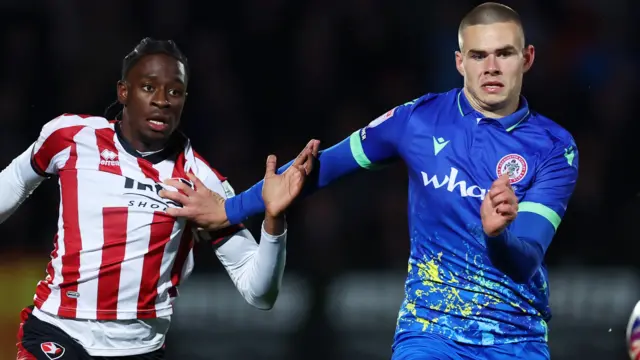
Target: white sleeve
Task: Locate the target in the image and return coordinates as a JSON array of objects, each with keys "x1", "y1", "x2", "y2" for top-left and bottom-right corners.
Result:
[
  {"x1": 188, "y1": 155, "x2": 287, "y2": 310},
  {"x1": 213, "y1": 224, "x2": 287, "y2": 310},
  {"x1": 0, "y1": 144, "x2": 47, "y2": 224}
]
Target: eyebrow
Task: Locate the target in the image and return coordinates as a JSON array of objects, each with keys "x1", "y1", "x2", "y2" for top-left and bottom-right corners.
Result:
[
  {"x1": 140, "y1": 74, "x2": 186, "y2": 84},
  {"x1": 467, "y1": 45, "x2": 518, "y2": 54}
]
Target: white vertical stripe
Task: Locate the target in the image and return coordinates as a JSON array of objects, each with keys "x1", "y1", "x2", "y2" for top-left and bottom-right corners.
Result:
[
  {"x1": 153, "y1": 161, "x2": 182, "y2": 311},
  {"x1": 74, "y1": 128, "x2": 103, "y2": 319},
  {"x1": 116, "y1": 154, "x2": 152, "y2": 317},
  {"x1": 155, "y1": 221, "x2": 185, "y2": 310},
  {"x1": 38, "y1": 186, "x2": 67, "y2": 315},
  {"x1": 116, "y1": 210, "x2": 151, "y2": 316},
  {"x1": 180, "y1": 249, "x2": 195, "y2": 284}
]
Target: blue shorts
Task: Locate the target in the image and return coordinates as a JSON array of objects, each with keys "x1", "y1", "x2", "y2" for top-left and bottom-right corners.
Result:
[{"x1": 391, "y1": 333, "x2": 549, "y2": 360}]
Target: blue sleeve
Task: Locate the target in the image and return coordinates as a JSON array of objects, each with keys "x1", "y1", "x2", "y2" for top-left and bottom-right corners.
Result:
[
  {"x1": 224, "y1": 101, "x2": 414, "y2": 224},
  {"x1": 487, "y1": 141, "x2": 579, "y2": 283}
]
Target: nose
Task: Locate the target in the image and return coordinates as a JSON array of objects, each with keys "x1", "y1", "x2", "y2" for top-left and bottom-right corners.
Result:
[
  {"x1": 484, "y1": 54, "x2": 501, "y2": 76},
  {"x1": 151, "y1": 90, "x2": 170, "y2": 109}
]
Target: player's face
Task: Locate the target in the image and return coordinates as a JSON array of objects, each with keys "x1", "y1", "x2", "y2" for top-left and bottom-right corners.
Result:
[
  {"x1": 118, "y1": 53, "x2": 187, "y2": 151},
  {"x1": 455, "y1": 22, "x2": 534, "y2": 116}
]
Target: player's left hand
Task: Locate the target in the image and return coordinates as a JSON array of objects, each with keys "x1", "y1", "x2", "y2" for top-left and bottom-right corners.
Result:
[
  {"x1": 481, "y1": 173, "x2": 518, "y2": 237},
  {"x1": 262, "y1": 143, "x2": 316, "y2": 218}
]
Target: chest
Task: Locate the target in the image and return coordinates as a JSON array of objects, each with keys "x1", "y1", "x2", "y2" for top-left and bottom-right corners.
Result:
[
  {"x1": 402, "y1": 116, "x2": 541, "y2": 212},
  {"x1": 58, "y1": 139, "x2": 191, "y2": 216}
]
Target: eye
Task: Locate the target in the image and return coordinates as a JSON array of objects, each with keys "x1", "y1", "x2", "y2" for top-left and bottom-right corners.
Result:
[
  {"x1": 470, "y1": 53, "x2": 485, "y2": 60},
  {"x1": 142, "y1": 85, "x2": 154, "y2": 92},
  {"x1": 497, "y1": 50, "x2": 515, "y2": 58},
  {"x1": 168, "y1": 89, "x2": 183, "y2": 97}
]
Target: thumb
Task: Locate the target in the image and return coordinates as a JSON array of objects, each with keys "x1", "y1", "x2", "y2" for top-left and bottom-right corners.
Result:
[
  {"x1": 498, "y1": 172, "x2": 511, "y2": 185},
  {"x1": 265, "y1": 154, "x2": 277, "y2": 177}
]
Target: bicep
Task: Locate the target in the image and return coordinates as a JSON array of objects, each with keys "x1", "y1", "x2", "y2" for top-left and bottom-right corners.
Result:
[{"x1": 350, "y1": 103, "x2": 412, "y2": 169}]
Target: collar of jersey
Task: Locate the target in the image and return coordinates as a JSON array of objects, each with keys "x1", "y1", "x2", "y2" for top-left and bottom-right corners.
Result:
[
  {"x1": 114, "y1": 121, "x2": 188, "y2": 164},
  {"x1": 456, "y1": 88, "x2": 530, "y2": 132}
]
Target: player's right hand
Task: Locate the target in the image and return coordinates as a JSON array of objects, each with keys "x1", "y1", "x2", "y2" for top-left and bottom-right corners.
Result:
[
  {"x1": 160, "y1": 173, "x2": 230, "y2": 231},
  {"x1": 481, "y1": 173, "x2": 518, "y2": 237}
]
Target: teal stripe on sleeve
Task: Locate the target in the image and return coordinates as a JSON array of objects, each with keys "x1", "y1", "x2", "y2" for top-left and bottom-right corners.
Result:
[
  {"x1": 349, "y1": 131, "x2": 379, "y2": 170},
  {"x1": 518, "y1": 201, "x2": 562, "y2": 231}
]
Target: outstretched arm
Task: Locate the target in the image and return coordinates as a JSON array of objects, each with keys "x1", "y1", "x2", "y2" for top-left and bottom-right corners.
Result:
[
  {"x1": 163, "y1": 154, "x2": 307, "y2": 309},
  {"x1": 224, "y1": 102, "x2": 415, "y2": 224}
]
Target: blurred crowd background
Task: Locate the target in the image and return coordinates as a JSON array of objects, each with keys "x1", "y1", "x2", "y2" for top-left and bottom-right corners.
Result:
[{"x1": 0, "y1": 0, "x2": 638, "y2": 359}]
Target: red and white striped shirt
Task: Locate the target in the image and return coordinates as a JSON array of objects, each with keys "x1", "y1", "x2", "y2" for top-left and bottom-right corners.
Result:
[
  {"x1": 2, "y1": 113, "x2": 287, "y2": 356},
  {"x1": 29, "y1": 113, "x2": 237, "y2": 321}
]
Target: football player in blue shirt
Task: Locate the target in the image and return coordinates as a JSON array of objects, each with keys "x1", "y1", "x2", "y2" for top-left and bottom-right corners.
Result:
[{"x1": 161, "y1": 2, "x2": 578, "y2": 359}]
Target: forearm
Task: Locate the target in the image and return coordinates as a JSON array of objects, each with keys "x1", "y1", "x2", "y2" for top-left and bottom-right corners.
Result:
[
  {"x1": 225, "y1": 137, "x2": 361, "y2": 224},
  {"x1": 486, "y1": 213, "x2": 554, "y2": 283},
  {"x1": 0, "y1": 145, "x2": 45, "y2": 224},
  {"x1": 215, "y1": 224, "x2": 287, "y2": 309}
]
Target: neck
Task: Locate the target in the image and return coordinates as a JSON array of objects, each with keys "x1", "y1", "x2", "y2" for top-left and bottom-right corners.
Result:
[
  {"x1": 463, "y1": 87, "x2": 519, "y2": 119},
  {"x1": 119, "y1": 119, "x2": 166, "y2": 152}
]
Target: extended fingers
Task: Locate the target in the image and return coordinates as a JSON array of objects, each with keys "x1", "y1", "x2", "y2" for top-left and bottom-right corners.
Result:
[
  {"x1": 187, "y1": 173, "x2": 207, "y2": 192},
  {"x1": 164, "y1": 178, "x2": 196, "y2": 196},
  {"x1": 159, "y1": 188, "x2": 190, "y2": 205}
]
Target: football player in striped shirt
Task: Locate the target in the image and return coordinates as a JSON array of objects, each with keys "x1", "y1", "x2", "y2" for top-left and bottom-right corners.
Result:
[
  {"x1": 0, "y1": 38, "x2": 314, "y2": 359},
  {"x1": 162, "y1": 3, "x2": 579, "y2": 360}
]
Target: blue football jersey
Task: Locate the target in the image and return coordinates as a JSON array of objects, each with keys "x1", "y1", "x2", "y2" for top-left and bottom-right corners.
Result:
[{"x1": 350, "y1": 88, "x2": 579, "y2": 346}]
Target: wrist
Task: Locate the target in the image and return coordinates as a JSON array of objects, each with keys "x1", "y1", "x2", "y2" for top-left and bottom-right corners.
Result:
[
  {"x1": 203, "y1": 198, "x2": 230, "y2": 231},
  {"x1": 484, "y1": 227, "x2": 505, "y2": 238},
  {"x1": 264, "y1": 213, "x2": 286, "y2": 235}
]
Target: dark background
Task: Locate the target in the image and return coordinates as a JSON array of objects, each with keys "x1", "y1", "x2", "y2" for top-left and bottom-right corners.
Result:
[{"x1": 0, "y1": 1, "x2": 638, "y2": 359}]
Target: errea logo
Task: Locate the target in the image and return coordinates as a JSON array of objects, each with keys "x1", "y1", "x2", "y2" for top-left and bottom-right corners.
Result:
[
  {"x1": 100, "y1": 149, "x2": 119, "y2": 166},
  {"x1": 421, "y1": 167, "x2": 487, "y2": 200}
]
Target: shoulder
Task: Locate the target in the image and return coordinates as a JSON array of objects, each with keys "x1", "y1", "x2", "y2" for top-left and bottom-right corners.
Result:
[
  {"x1": 366, "y1": 91, "x2": 451, "y2": 130},
  {"x1": 410, "y1": 89, "x2": 460, "y2": 112},
  {"x1": 187, "y1": 147, "x2": 236, "y2": 198},
  {"x1": 527, "y1": 112, "x2": 577, "y2": 151},
  {"x1": 39, "y1": 113, "x2": 113, "y2": 141}
]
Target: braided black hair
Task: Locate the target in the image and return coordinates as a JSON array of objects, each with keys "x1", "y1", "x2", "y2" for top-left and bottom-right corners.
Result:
[{"x1": 104, "y1": 38, "x2": 189, "y2": 120}]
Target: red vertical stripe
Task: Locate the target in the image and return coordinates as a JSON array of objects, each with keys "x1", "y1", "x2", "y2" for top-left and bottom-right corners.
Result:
[
  {"x1": 169, "y1": 151, "x2": 192, "y2": 290},
  {"x1": 169, "y1": 224, "x2": 194, "y2": 289},
  {"x1": 172, "y1": 151, "x2": 187, "y2": 178},
  {"x1": 96, "y1": 207, "x2": 129, "y2": 320},
  {"x1": 34, "y1": 235, "x2": 59, "y2": 306},
  {"x1": 136, "y1": 213, "x2": 175, "y2": 318},
  {"x1": 95, "y1": 128, "x2": 122, "y2": 176},
  {"x1": 137, "y1": 158, "x2": 160, "y2": 182},
  {"x1": 32, "y1": 126, "x2": 84, "y2": 174},
  {"x1": 57, "y1": 143, "x2": 82, "y2": 318}
]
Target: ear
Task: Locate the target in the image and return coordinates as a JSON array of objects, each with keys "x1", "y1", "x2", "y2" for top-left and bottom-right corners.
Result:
[
  {"x1": 522, "y1": 45, "x2": 535, "y2": 74},
  {"x1": 455, "y1": 51, "x2": 465, "y2": 77},
  {"x1": 117, "y1": 80, "x2": 128, "y2": 105}
]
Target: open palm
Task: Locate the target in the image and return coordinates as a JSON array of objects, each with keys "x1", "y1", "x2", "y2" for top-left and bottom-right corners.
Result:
[{"x1": 262, "y1": 144, "x2": 317, "y2": 218}]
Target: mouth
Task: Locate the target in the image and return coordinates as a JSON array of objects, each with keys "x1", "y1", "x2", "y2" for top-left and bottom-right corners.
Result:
[
  {"x1": 147, "y1": 117, "x2": 171, "y2": 132},
  {"x1": 481, "y1": 81, "x2": 504, "y2": 94}
]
